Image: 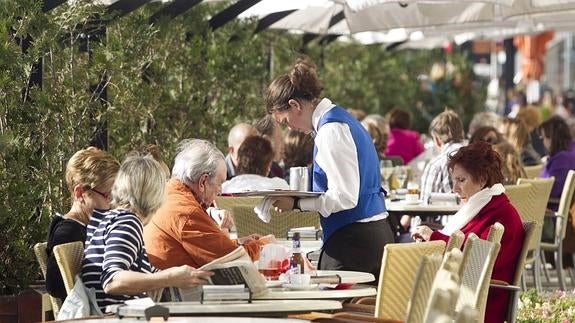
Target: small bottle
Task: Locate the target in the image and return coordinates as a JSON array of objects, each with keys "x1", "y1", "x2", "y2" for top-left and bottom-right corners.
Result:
[{"x1": 290, "y1": 232, "x2": 305, "y2": 274}]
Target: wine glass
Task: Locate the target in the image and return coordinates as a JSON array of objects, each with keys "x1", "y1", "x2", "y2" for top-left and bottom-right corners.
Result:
[
  {"x1": 380, "y1": 160, "x2": 394, "y2": 192},
  {"x1": 394, "y1": 166, "x2": 408, "y2": 190}
]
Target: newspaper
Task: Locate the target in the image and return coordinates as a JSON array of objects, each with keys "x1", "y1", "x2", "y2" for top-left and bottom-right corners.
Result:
[{"x1": 179, "y1": 247, "x2": 267, "y2": 301}]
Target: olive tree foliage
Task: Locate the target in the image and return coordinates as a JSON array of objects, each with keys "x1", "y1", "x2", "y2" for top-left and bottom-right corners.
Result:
[
  {"x1": 102, "y1": 3, "x2": 273, "y2": 160},
  {"x1": 0, "y1": 0, "x2": 485, "y2": 294},
  {"x1": 0, "y1": 0, "x2": 108, "y2": 294}
]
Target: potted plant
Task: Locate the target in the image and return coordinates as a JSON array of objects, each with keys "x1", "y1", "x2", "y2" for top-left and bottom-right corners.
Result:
[{"x1": 518, "y1": 288, "x2": 575, "y2": 322}]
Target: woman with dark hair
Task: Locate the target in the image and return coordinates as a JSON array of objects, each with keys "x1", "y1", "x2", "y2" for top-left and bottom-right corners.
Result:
[
  {"x1": 539, "y1": 116, "x2": 575, "y2": 209},
  {"x1": 412, "y1": 141, "x2": 524, "y2": 323},
  {"x1": 265, "y1": 56, "x2": 394, "y2": 281},
  {"x1": 222, "y1": 135, "x2": 289, "y2": 193},
  {"x1": 384, "y1": 108, "x2": 424, "y2": 164}
]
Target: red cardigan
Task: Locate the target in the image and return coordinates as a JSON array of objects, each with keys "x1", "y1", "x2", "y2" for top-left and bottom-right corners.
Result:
[{"x1": 430, "y1": 194, "x2": 524, "y2": 323}]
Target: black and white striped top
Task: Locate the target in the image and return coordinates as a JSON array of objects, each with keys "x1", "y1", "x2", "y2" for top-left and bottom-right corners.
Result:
[{"x1": 82, "y1": 208, "x2": 157, "y2": 312}]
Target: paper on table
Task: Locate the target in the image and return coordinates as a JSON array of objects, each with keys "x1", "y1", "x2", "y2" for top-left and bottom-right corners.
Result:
[
  {"x1": 428, "y1": 192, "x2": 459, "y2": 205},
  {"x1": 291, "y1": 226, "x2": 316, "y2": 231},
  {"x1": 124, "y1": 297, "x2": 155, "y2": 306}
]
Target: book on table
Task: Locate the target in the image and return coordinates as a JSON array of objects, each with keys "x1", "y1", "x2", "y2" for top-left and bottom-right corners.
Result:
[
  {"x1": 287, "y1": 226, "x2": 322, "y2": 240},
  {"x1": 178, "y1": 246, "x2": 267, "y2": 302}
]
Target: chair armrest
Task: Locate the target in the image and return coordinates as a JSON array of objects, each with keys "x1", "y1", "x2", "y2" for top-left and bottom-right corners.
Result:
[
  {"x1": 331, "y1": 312, "x2": 403, "y2": 323},
  {"x1": 548, "y1": 198, "x2": 560, "y2": 204},
  {"x1": 353, "y1": 296, "x2": 376, "y2": 305},
  {"x1": 490, "y1": 279, "x2": 521, "y2": 291},
  {"x1": 490, "y1": 279, "x2": 509, "y2": 286},
  {"x1": 289, "y1": 312, "x2": 334, "y2": 321},
  {"x1": 341, "y1": 303, "x2": 376, "y2": 315}
]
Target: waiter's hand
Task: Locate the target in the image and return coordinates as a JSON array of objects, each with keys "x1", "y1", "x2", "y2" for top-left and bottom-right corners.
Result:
[{"x1": 272, "y1": 196, "x2": 296, "y2": 212}]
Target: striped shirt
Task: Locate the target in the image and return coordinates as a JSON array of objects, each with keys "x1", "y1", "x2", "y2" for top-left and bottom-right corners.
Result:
[
  {"x1": 420, "y1": 142, "x2": 464, "y2": 203},
  {"x1": 82, "y1": 208, "x2": 157, "y2": 312}
]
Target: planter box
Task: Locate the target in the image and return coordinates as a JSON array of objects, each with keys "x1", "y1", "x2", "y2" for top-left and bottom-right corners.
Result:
[{"x1": 0, "y1": 289, "x2": 42, "y2": 323}]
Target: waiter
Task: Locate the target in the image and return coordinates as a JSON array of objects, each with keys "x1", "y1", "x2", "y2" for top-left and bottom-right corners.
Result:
[{"x1": 266, "y1": 56, "x2": 394, "y2": 281}]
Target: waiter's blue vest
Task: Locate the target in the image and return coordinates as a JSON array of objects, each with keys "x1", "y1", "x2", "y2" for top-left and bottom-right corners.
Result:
[{"x1": 313, "y1": 106, "x2": 386, "y2": 243}]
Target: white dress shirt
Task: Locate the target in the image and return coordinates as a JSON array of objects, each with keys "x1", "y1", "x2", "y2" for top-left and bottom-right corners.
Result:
[{"x1": 299, "y1": 98, "x2": 387, "y2": 222}]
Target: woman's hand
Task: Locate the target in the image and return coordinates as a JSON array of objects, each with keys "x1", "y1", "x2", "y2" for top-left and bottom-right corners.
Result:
[
  {"x1": 166, "y1": 265, "x2": 213, "y2": 289},
  {"x1": 238, "y1": 233, "x2": 261, "y2": 245},
  {"x1": 257, "y1": 234, "x2": 276, "y2": 245},
  {"x1": 411, "y1": 225, "x2": 433, "y2": 242},
  {"x1": 272, "y1": 196, "x2": 296, "y2": 212}
]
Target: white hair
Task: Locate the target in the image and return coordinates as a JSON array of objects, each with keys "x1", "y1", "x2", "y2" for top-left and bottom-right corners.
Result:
[
  {"x1": 172, "y1": 139, "x2": 225, "y2": 187},
  {"x1": 111, "y1": 155, "x2": 166, "y2": 218}
]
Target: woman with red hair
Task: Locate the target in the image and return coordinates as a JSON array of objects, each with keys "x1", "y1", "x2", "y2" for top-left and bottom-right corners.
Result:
[{"x1": 412, "y1": 141, "x2": 524, "y2": 323}]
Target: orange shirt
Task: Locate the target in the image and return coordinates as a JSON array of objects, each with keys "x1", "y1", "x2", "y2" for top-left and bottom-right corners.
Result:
[{"x1": 144, "y1": 179, "x2": 262, "y2": 269}]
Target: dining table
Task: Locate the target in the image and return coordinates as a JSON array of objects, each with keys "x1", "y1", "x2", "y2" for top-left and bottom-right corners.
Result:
[
  {"x1": 255, "y1": 269, "x2": 376, "y2": 300},
  {"x1": 110, "y1": 299, "x2": 341, "y2": 319},
  {"x1": 56, "y1": 318, "x2": 309, "y2": 323},
  {"x1": 385, "y1": 199, "x2": 461, "y2": 242},
  {"x1": 385, "y1": 200, "x2": 460, "y2": 217},
  {"x1": 257, "y1": 285, "x2": 376, "y2": 300}
]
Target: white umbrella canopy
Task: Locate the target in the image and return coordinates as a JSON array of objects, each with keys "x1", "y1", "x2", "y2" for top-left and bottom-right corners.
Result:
[
  {"x1": 336, "y1": 0, "x2": 514, "y2": 12},
  {"x1": 344, "y1": 0, "x2": 575, "y2": 33},
  {"x1": 237, "y1": 0, "x2": 575, "y2": 45}
]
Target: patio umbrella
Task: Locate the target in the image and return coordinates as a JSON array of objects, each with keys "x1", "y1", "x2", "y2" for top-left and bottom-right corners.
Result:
[
  {"x1": 337, "y1": 0, "x2": 514, "y2": 12},
  {"x1": 239, "y1": 0, "x2": 575, "y2": 50}
]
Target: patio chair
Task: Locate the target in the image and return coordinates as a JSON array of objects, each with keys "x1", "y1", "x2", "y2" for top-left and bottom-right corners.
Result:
[
  {"x1": 503, "y1": 183, "x2": 532, "y2": 226},
  {"x1": 334, "y1": 241, "x2": 446, "y2": 320},
  {"x1": 53, "y1": 241, "x2": 84, "y2": 294},
  {"x1": 516, "y1": 177, "x2": 554, "y2": 292},
  {"x1": 374, "y1": 241, "x2": 447, "y2": 321},
  {"x1": 490, "y1": 221, "x2": 537, "y2": 323},
  {"x1": 214, "y1": 196, "x2": 320, "y2": 238},
  {"x1": 420, "y1": 248, "x2": 463, "y2": 322},
  {"x1": 522, "y1": 164, "x2": 543, "y2": 179},
  {"x1": 540, "y1": 170, "x2": 575, "y2": 290},
  {"x1": 322, "y1": 248, "x2": 463, "y2": 323},
  {"x1": 444, "y1": 230, "x2": 465, "y2": 253},
  {"x1": 33, "y1": 242, "x2": 62, "y2": 318},
  {"x1": 455, "y1": 230, "x2": 501, "y2": 322}
]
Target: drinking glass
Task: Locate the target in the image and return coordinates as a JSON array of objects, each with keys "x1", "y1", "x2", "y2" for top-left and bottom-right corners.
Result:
[
  {"x1": 394, "y1": 166, "x2": 408, "y2": 189},
  {"x1": 380, "y1": 160, "x2": 394, "y2": 191}
]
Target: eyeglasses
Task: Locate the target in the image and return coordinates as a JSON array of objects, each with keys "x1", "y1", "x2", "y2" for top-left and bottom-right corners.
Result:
[{"x1": 91, "y1": 188, "x2": 111, "y2": 200}]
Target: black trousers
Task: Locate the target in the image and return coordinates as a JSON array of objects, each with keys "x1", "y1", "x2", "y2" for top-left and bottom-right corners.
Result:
[{"x1": 318, "y1": 218, "x2": 394, "y2": 284}]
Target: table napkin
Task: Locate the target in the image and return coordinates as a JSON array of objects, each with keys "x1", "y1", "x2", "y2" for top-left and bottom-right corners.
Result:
[{"x1": 254, "y1": 196, "x2": 276, "y2": 223}]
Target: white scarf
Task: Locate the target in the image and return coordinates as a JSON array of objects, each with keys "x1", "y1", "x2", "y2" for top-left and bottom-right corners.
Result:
[{"x1": 440, "y1": 183, "x2": 505, "y2": 235}]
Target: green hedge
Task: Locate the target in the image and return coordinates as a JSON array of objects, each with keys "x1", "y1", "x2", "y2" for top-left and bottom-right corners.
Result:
[{"x1": 0, "y1": 0, "x2": 485, "y2": 294}]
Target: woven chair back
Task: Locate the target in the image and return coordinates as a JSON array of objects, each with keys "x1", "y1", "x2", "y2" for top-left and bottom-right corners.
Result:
[
  {"x1": 375, "y1": 240, "x2": 446, "y2": 320},
  {"x1": 34, "y1": 242, "x2": 62, "y2": 317},
  {"x1": 215, "y1": 196, "x2": 320, "y2": 238},
  {"x1": 53, "y1": 241, "x2": 84, "y2": 294}
]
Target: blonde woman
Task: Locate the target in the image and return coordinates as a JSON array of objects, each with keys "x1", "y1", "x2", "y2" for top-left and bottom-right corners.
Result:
[
  {"x1": 46, "y1": 147, "x2": 120, "y2": 302},
  {"x1": 499, "y1": 117, "x2": 541, "y2": 166},
  {"x1": 493, "y1": 141, "x2": 527, "y2": 185},
  {"x1": 82, "y1": 155, "x2": 212, "y2": 312}
]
